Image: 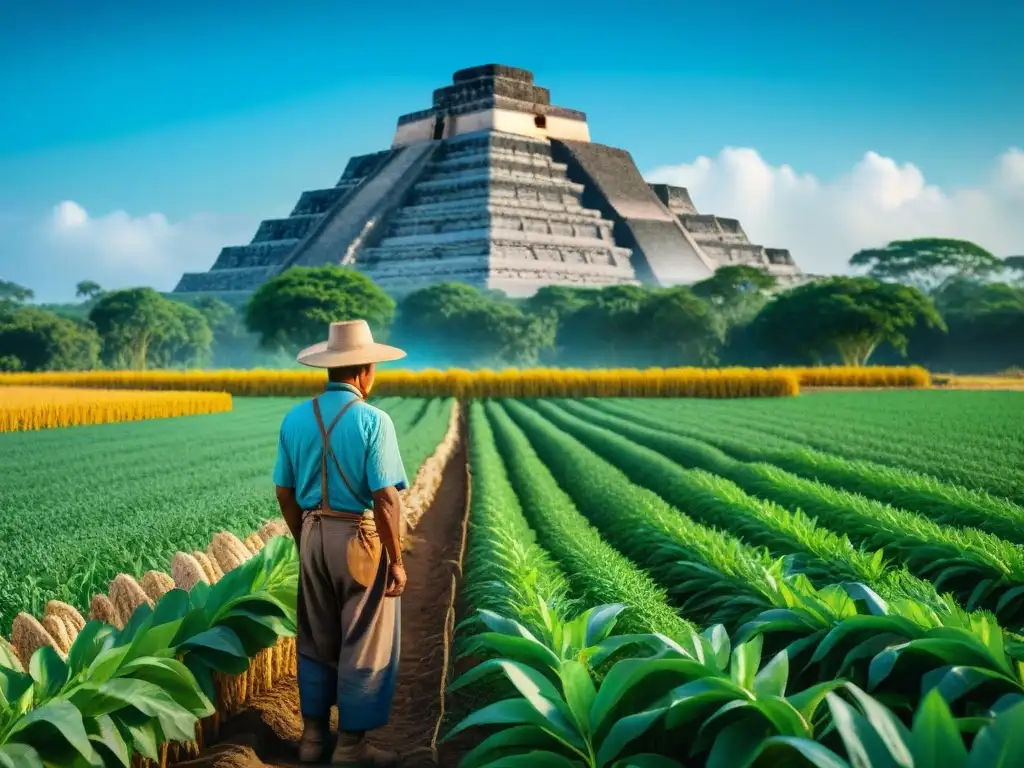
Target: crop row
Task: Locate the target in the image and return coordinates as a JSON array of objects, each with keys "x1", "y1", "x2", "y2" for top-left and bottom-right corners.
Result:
[
  {"x1": 589, "y1": 398, "x2": 1024, "y2": 545},
  {"x1": 631, "y1": 392, "x2": 1023, "y2": 502},
  {"x1": 447, "y1": 401, "x2": 1024, "y2": 765},
  {"x1": 541, "y1": 399, "x2": 1024, "y2": 626}
]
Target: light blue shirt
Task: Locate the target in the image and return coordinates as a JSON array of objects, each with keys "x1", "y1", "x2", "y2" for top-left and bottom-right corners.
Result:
[{"x1": 273, "y1": 382, "x2": 409, "y2": 511}]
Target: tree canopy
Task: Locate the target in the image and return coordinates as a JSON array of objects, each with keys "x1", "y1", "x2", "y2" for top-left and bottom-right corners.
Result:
[
  {"x1": 849, "y1": 238, "x2": 1004, "y2": 292},
  {"x1": 392, "y1": 283, "x2": 553, "y2": 368},
  {"x1": 89, "y1": 288, "x2": 211, "y2": 369},
  {"x1": 75, "y1": 281, "x2": 104, "y2": 301},
  {"x1": 754, "y1": 276, "x2": 945, "y2": 366},
  {"x1": 0, "y1": 280, "x2": 33, "y2": 312},
  {"x1": 245, "y1": 266, "x2": 396, "y2": 353},
  {"x1": 0, "y1": 306, "x2": 100, "y2": 372}
]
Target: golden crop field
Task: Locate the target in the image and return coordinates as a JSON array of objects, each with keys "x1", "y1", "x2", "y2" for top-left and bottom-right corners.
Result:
[
  {"x1": 0, "y1": 365, "x2": 931, "y2": 398},
  {"x1": 0, "y1": 387, "x2": 233, "y2": 432},
  {"x1": 788, "y1": 365, "x2": 931, "y2": 388}
]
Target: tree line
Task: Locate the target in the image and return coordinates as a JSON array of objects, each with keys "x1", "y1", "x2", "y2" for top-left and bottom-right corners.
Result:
[{"x1": 1, "y1": 237, "x2": 1021, "y2": 373}]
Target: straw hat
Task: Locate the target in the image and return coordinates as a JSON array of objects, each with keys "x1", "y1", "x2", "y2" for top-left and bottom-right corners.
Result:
[{"x1": 296, "y1": 320, "x2": 406, "y2": 369}]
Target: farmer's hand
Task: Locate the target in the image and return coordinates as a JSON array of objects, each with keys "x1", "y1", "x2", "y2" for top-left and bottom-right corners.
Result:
[{"x1": 385, "y1": 562, "x2": 407, "y2": 597}]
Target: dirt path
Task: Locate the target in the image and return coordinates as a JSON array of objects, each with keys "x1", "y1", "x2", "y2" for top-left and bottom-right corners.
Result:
[{"x1": 179, "y1": 434, "x2": 470, "y2": 768}]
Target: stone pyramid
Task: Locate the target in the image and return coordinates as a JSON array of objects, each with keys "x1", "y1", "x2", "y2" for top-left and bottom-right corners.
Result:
[{"x1": 174, "y1": 64, "x2": 801, "y2": 298}]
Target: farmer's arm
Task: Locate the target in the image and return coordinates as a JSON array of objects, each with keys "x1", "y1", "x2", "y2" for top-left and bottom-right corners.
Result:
[
  {"x1": 367, "y1": 413, "x2": 409, "y2": 568},
  {"x1": 273, "y1": 425, "x2": 304, "y2": 543},
  {"x1": 371, "y1": 486, "x2": 403, "y2": 567}
]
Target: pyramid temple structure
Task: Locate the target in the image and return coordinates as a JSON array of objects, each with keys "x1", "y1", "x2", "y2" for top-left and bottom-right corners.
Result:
[{"x1": 173, "y1": 65, "x2": 802, "y2": 298}]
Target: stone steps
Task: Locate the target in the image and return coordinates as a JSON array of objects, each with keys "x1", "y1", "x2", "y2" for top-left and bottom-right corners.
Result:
[
  {"x1": 174, "y1": 266, "x2": 277, "y2": 293},
  {"x1": 384, "y1": 209, "x2": 614, "y2": 241},
  {"x1": 210, "y1": 239, "x2": 300, "y2": 270},
  {"x1": 251, "y1": 214, "x2": 324, "y2": 244}
]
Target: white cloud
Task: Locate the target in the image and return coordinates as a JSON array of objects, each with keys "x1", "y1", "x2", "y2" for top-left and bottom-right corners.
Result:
[
  {"x1": 0, "y1": 202, "x2": 254, "y2": 303},
  {"x1": 645, "y1": 147, "x2": 1024, "y2": 275}
]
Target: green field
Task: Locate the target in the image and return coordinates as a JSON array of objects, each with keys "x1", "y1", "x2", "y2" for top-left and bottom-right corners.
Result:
[
  {"x1": 0, "y1": 396, "x2": 453, "y2": 630},
  {"x1": 3, "y1": 389, "x2": 1024, "y2": 762}
]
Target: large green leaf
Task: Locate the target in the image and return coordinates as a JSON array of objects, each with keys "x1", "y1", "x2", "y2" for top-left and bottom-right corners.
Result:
[
  {"x1": 921, "y1": 665, "x2": 1018, "y2": 706},
  {"x1": 65, "y1": 622, "x2": 112, "y2": 679},
  {"x1": 611, "y1": 755, "x2": 685, "y2": 768},
  {"x1": 661, "y1": 678, "x2": 748, "y2": 731},
  {"x1": 826, "y1": 691, "x2": 905, "y2": 768},
  {"x1": 115, "y1": 657, "x2": 214, "y2": 717},
  {"x1": 560, "y1": 661, "x2": 596, "y2": 736},
  {"x1": 787, "y1": 680, "x2": 847, "y2": 724},
  {"x1": 0, "y1": 744, "x2": 43, "y2": 768},
  {"x1": 0, "y1": 644, "x2": 23, "y2": 675},
  {"x1": 811, "y1": 616, "x2": 922, "y2": 665},
  {"x1": 842, "y1": 684, "x2": 913, "y2": 767},
  {"x1": 85, "y1": 713, "x2": 130, "y2": 768},
  {"x1": 443, "y1": 698, "x2": 585, "y2": 751},
  {"x1": 753, "y1": 651, "x2": 789, "y2": 699},
  {"x1": 93, "y1": 678, "x2": 198, "y2": 743},
  {"x1": 462, "y1": 633, "x2": 562, "y2": 678},
  {"x1": 749, "y1": 736, "x2": 852, "y2": 768},
  {"x1": 6, "y1": 699, "x2": 97, "y2": 764},
  {"x1": 470, "y1": 753, "x2": 583, "y2": 767},
  {"x1": 910, "y1": 689, "x2": 967, "y2": 768},
  {"x1": 591, "y1": 658, "x2": 720, "y2": 736},
  {"x1": 459, "y1": 725, "x2": 573, "y2": 768},
  {"x1": 706, "y1": 719, "x2": 772, "y2": 768},
  {"x1": 29, "y1": 646, "x2": 69, "y2": 702},
  {"x1": 449, "y1": 659, "x2": 568, "y2": 727},
  {"x1": 582, "y1": 604, "x2": 626, "y2": 647},
  {"x1": 968, "y1": 699, "x2": 1024, "y2": 768},
  {"x1": 729, "y1": 635, "x2": 763, "y2": 691},
  {"x1": 177, "y1": 626, "x2": 250, "y2": 674},
  {"x1": 123, "y1": 590, "x2": 190, "y2": 662},
  {"x1": 589, "y1": 634, "x2": 688, "y2": 668},
  {"x1": 701, "y1": 625, "x2": 731, "y2": 673},
  {"x1": 0, "y1": 667, "x2": 33, "y2": 716},
  {"x1": 478, "y1": 610, "x2": 543, "y2": 643},
  {"x1": 596, "y1": 706, "x2": 669, "y2": 766}
]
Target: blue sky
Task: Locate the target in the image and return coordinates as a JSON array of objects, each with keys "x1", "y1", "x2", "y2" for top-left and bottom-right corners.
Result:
[{"x1": 1, "y1": 0, "x2": 1021, "y2": 301}]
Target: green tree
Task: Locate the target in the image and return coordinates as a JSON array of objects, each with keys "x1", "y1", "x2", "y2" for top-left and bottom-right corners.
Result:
[
  {"x1": 89, "y1": 288, "x2": 208, "y2": 369},
  {"x1": 149, "y1": 300, "x2": 213, "y2": 368},
  {"x1": 392, "y1": 283, "x2": 553, "y2": 368},
  {"x1": 1005, "y1": 256, "x2": 1024, "y2": 287},
  {"x1": 638, "y1": 286, "x2": 726, "y2": 366},
  {"x1": 753, "y1": 276, "x2": 945, "y2": 366},
  {"x1": 691, "y1": 265, "x2": 778, "y2": 325},
  {"x1": 523, "y1": 285, "x2": 595, "y2": 320},
  {"x1": 0, "y1": 280, "x2": 33, "y2": 312},
  {"x1": 75, "y1": 280, "x2": 104, "y2": 301},
  {"x1": 245, "y1": 266, "x2": 395, "y2": 353},
  {"x1": 849, "y1": 238, "x2": 1004, "y2": 292},
  {"x1": 0, "y1": 306, "x2": 100, "y2": 371},
  {"x1": 556, "y1": 285, "x2": 651, "y2": 367}
]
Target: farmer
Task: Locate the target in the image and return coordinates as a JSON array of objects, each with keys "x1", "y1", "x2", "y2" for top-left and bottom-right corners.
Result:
[{"x1": 273, "y1": 319, "x2": 409, "y2": 767}]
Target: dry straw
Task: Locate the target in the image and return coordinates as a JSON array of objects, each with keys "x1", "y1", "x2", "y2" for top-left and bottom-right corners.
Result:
[
  {"x1": 46, "y1": 600, "x2": 86, "y2": 633},
  {"x1": 140, "y1": 570, "x2": 176, "y2": 601},
  {"x1": 171, "y1": 553, "x2": 209, "y2": 591},
  {"x1": 11, "y1": 613, "x2": 61, "y2": 665},
  {"x1": 192, "y1": 551, "x2": 223, "y2": 584},
  {"x1": 0, "y1": 365, "x2": 934, "y2": 399},
  {"x1": 89, "y1": 594, "x2": 122, "y2": 629},
  {"x1": 0, "y1": 386, "x2": 232, "y2": 432}
]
